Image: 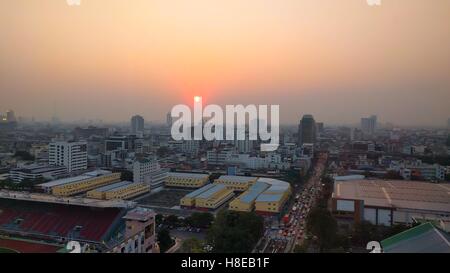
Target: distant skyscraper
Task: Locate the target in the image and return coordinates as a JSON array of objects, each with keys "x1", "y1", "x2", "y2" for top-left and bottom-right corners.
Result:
[
  {"x1": 6, "y1": 110, "x2": 16, "y2": 122},
  {"x1": 49, "y1": 140, "x2": 88, "y2": 173},
  {"x1": 166, "y1": 112, "x2": 173, "y2": 127},
  {"x1": 361, "y1": 115, "x2": 377, "y2": 135},
  {"x1": 131, "y1": 115, "x2": 144, "y2": 134},
  {"x1": 316, "y1": 122, "x2": 324, "y2": 135},
  {"x1": 298, "y1": 114, "x2": 317, "y2": 145}
]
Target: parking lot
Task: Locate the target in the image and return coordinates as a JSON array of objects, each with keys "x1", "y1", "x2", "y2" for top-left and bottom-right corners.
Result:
[{"x1": 136, "y1": 188, "x2": 193, "y2": 208}]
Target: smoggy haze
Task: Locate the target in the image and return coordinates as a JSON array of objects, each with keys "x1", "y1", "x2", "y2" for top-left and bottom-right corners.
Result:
[{"x1": 0, "y1": 0, "x2": 449, "y2": 126}]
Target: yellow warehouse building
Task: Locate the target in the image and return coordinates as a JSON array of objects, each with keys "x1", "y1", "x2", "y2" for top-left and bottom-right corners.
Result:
[
  {"x1": 180, "y1": 184, "x2": 216, "y2": 208},
  {"x1": 37, "y1": 170, "x2": 121, "y2": 197},
  {"x1": 214, "y1": 175, "x2": 258, "y2": 191},
  {"x1": 229, "y1": 182, "x2": 270, "y2": 212},
  {"x1": 87, "y1": 181, "x2": 150, "y2": 200},
  {"x1": 254, "y1": 178, "x2": 292, "y2": 215},
  {"x1": 194, "y1": 184, "x2": 234, "y2": 210},
  {"x1": 165, "y1": 173, "x2": 210, "y2": 188}
]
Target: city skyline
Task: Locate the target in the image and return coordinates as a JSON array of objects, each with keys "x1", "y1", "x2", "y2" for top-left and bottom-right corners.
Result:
[{"x1": 1, "y1": 0, "x2": 450, "y2": 126}]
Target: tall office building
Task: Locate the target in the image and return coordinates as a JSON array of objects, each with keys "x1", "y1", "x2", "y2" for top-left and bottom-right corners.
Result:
[
  {"x1": 166, "y1": 112, "x2": 173, "y2": 128},
  {"x1": 49, "y1": 141, "x2": 88, "y2": 173},
  {"x1": 6, "y1": 110, "x2": 16, "y2": 122},
  {"x1": 133, "y1": 156, "x2": 167, "y2": 189},
  {"x1": 361, "y1": 115, "x2": 377, "y2": 135},
  {"x1": 131, "y1": 115, "x2": 144, "y2": 134},
  {"x1": 298, "y1": 114, "x2": 317, "y2": 145}
]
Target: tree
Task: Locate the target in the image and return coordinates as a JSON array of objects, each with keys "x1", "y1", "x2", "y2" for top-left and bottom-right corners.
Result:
[
  {"x1": 180, "y1": 238, "x2": 205, "y2": 253},
  {"x1": 207, "y1": 210, "x2": 264, "y2": 253},
  {"x1": 13, "y1": 151, "x2": 34, "y2": 161},
  {"x1": 382, "y1": 224, "x2": 410, "y2": 238},
  {"x1": 185, "y1": 212, "x2": 214, "y2": 228},
  {"x1": 164, "y1": 215, "x2": 181, "y2": 227},
  {"x1": 157, "y1": 228, "x2": 174, "y2": 253},
  {"x1": 155, "y1": 214, "x2": 164, "y2": 226},
  {"x1": 351, "y1": 221, "x2": 382, "y2": 247},
  {"x1": 293, "y1": 242, "x2": 309, "y2": 253},
  {"x1": 306, "y1": 208, "x2": 338, "y2": 252},
  {"x1": 321, "y1": 175, "x2": 334, "y2": 185}
]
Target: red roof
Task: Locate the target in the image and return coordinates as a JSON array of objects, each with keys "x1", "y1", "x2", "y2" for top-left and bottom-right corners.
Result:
[{"x1": 0, "y1": 238, "x2": 61, "y2": 253}]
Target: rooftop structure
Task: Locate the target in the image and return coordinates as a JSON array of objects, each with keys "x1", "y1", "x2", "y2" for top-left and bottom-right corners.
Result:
[
  {"x1": 381, "y1": 222, "x2": 450, "y2": 253},
  {"x1": 184, "y1": 184, "x2": 216, "y2": 199},
  {"x1": 333, "y1": 180, "x2": 450, "y2": 212},
  {"x1": 0, "y1": 190, "x2": 136, "y2": 208},
  {"x1": 37, "y1": 170, "x2": 113, "y2": 189},
  {"x1": 332, "y1": 180, "x2": 450, "y2": 226}
]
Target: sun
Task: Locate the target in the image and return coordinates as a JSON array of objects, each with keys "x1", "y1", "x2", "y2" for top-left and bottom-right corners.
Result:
[{"x1": 194, "y1": 96, "x2": 202, "y2": 103}]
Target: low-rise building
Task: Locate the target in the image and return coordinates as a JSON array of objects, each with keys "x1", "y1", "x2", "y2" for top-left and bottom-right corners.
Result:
[
  {"x1": 9, "y1": 165, "x2": 67, "y2": 183},
  {"x1": 214, "y1": 175, "x2": 258, "y2": 191},
  {"x1": 165, "y1": 172, "x2": 209, "y2": 188},
  {"x1": 390, "y1": 160, "x2": 446, "y2": 181},
  {"x1": 194, "y1": 184, "x2": 235, "y2": 211},
  {"x1": 180, "y1": 184, "x2": 216, "y2": 208},
  {"x1": 254, "y1": 178, "x2": 292, "y2": 215},
  {"x1": 381, "y1": 222, "x2": 450, "y2": 253},
  {"x1": 37, "y1": 170, "x2": 121, "y2": 196},
  {"x1": 87, "y1": 181, "x2": 150, "y2": 200},
  {"x1": 332, "y1": 179, "x2": 450, "y2": 227},
  {"x1": 229, "y1": 182, "x2": 270, "y2": 212}
]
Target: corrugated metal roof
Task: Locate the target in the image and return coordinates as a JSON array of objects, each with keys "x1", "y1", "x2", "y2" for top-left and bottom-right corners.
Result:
[
  {"x1": 93, "y1": 181, "x2": 132, "y2": 192},
  {"x1": 37, "y1": 170, "x2": 113, "y2": 188},
  {"x1": 167, "y1": 172, "x2": 209, "y2": 179},
  {"x1": 217, "y1": 175, "x2": 256, "y2": 183},
  {"x1": 105, "y1": 182, "x2": 140, "y2": 192},
  {"x1": 37, "y1": 175, "x2": 92, "y2": 188},
  {"x1": 197, "y1": 184, "x2": 227, "y2": 199},
  {"x1": 185, "y1": 184, "x2": 215, "y2": 198},
  {"x1": 334, "y1": 180, "x2": 450, "y2": 213},
  {"x1": 256, "y1": 193, "x2": 283, "y2": 202},
  {"x1": 381, "y1": 222, "x2": 450, "y2": 253},
  {"x1": 239, "y1": 182, "x2": 270, "y2": 204}
]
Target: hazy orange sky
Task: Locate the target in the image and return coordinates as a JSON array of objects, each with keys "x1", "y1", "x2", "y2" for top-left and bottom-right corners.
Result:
[{"x1": 1, "y1": 0, "x2": 449, "y2": 126}]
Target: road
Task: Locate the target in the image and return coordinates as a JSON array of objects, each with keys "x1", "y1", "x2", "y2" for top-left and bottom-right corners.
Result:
[
  {"x1": 255, "y1": 152, "x2": 328, "y2": 253},
  {"x1": 290, "y1": 152, "x2": 328, "y2": 249}
]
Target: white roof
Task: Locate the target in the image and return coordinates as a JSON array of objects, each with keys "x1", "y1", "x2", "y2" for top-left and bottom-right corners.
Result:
[{"x1": 37, "y1": 170, "x2": 113, "y2": 188}]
